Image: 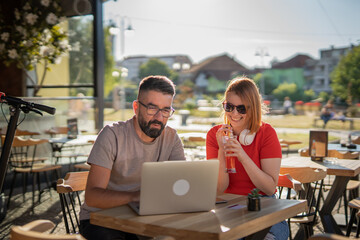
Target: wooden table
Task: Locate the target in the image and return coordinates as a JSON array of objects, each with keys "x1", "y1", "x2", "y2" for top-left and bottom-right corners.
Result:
[
  {"x1": 48, "y1": 135, "x2": 97, "y2": 164},
  {"x1": 90, "y1": 193, "x2": 306, "y2": 240},
  {"x1": 281, "y1": 156, "x2": 360, "y2": 235},
  {"x1": 328, "y1": 143, "x2": 360, "y2": 152}
]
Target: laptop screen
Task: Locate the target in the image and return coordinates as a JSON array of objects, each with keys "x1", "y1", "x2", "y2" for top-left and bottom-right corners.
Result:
[{"x1": 131, "y1": 159, "x2": 219, "y2": 215}]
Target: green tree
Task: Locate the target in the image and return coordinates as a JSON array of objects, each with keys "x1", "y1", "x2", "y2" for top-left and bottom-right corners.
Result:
[
  {"x1": 103, "y1": 25, "x2": 117, "y2": 98},
  {"x1": 68, "y1": 18, "x2": 116, "y2": 98},
  {"x1": 272, "y1": 83, "x2": 298, "y2": 100},
  {"x1": 68, "y1": 17, "x2": 93, "y2": 96},
  {"x1": 138, "y1": 58, "x2": 179, "y2": 83},
  {"x1": 331, "y1": 45, "x2": 360, "y2": 104}
]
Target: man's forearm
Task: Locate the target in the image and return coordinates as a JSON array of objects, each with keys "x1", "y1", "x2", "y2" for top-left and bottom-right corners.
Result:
[{"x1": 85, "y1": 187, "x2": 140, "y2": 209}]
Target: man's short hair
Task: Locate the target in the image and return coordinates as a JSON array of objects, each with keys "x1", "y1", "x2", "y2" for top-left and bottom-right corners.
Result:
[{"x1": 138, "y1": 75, "x2": 175, "y2": 97}]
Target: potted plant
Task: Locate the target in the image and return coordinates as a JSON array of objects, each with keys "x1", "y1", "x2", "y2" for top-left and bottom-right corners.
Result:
[{"x1": 247, "y1": 188, "x2": 261, "y2": 211}]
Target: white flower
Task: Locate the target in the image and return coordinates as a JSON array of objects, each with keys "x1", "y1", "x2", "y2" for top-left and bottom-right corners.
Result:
[
  {"x1": 54, "y1": 57, "x2": 62, "y2": 64},
  {"x1": 1, "y1": 32, "x2": 9, "y2": 42},
  {"x1": 59, "y1": 39, "x2": 69, "y2": 50},
  {"x1": 23, "y1": 2, "x2": 31, "y2": 11},
  {"x1": 25, "y1": 13, "x2": 38, "y2": 25},
  {"x1": 41, "y1": 0, "x2": 51, "y2": 7},
  {"x1": 16, "y1": 26, "x2": 26, "y2": 36},
  {"x1": 46, "y1": 13, "x2": 58, "y2": 25},
  {"x1": 72, "y1": 41, "x2": 80, "y2": 51},
  {"x1": 40, "y1": 46, "x2": 55, "y2": 56},
  {"x1": 14, "y1": 9, "x2": 21, "y2": 20},
  {"x1": 8, "y1": 49, "x2": 18, "y2": 59},
  {"x1": 24, "y1": 40, "x2": 33, "y2": 48}
]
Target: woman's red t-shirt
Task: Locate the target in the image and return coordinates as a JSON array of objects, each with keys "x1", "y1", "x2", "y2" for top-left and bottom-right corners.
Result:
[{"x1": 206, "y1": 122, "x2": 282, "y2": 196}]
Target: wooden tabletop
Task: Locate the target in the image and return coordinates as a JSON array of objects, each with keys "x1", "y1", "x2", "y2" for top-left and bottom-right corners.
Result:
[
  {"x1": 281, "y1": 156, "x2": 360, "y2": 177},
  {"x1": 328, "y1": 143, "x2": 360, "y2": 152},
  {"x1": 90, "y1": 194, "x2": 307, "y2": 240}
]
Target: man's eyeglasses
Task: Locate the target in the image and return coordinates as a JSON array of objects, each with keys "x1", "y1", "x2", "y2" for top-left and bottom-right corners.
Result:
[
  {"x1": 222, "y1": 102, "x2": 247, "y2": 114},
  {"x1": 138, "y1": 100, "x2": 175, "y2": 118}
]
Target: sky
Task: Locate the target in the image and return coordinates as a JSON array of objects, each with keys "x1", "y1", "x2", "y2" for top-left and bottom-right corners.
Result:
[{"x1": 103, "y1": 0, "x2": 360, "y2": 69}]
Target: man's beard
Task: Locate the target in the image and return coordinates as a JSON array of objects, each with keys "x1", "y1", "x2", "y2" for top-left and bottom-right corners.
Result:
[{"x1": 138, "y1": 114, "x2": 165, "y2": 138}]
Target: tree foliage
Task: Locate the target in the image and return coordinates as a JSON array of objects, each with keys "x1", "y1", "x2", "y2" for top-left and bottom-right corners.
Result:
[
  {"x1": 138, "y1": 58, "x2": 178, "y2": 83},
  {"x1": 331, "y1": 45, "x2": 360, "y2": 104},
  {"x1": 272, "y1": 83, "x2": 297, "y2": 100}
]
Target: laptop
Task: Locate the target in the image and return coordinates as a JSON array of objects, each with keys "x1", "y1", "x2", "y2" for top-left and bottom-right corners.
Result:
[{"x1": 128, "y1": 159, "x2": 219, "y2": 215}]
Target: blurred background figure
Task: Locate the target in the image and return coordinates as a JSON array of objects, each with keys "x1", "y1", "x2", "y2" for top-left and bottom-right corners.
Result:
[
  {"x1": 283, "y1": 96, "x2": 292, "y2": 115},
  {"x1": 320, "y1": 99, "x2": 335, "y2": 128}
]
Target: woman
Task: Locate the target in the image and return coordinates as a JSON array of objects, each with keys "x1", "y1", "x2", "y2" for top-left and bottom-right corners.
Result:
[{"x1": 206, "y1": 77, "x2": 288, "y2": 240}]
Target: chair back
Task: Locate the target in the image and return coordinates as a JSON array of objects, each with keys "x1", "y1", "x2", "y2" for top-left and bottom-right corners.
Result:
[
  {"x1": 308, "y1": 233, "x2": 351, "y2": 240},
  {"x1": 280, "y1": 167, "x2": 326, "y2": 230},
  {"x1": 10, "y1": 219, "x2": 85, "y2": 240},
  {"x1": 327, "y1": 149, "x2": 359, "y2": 159},
  {"x1": 352, "y1": 136, "x2": 360, "y2": 145},
  {"x1": 45, "y1": 127, "x2": 68, "y2": 137},
  {"x1": 1, "y1": 135, "x2": 48, "y2": 168},
  {"x1": 298, "y1": 148, "x2": 310, "y2": 157},
  {"x1": 57, "y1": 171, "x2": 89, "y2": 234},
  {"x1": 277, "y1": 174, "x2": 303, "y2": 199}
]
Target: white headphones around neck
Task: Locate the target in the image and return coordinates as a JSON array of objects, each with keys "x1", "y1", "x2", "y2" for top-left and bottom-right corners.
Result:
[{"x1": 239, "y1": 129, "x2": 256, "y2": 145}]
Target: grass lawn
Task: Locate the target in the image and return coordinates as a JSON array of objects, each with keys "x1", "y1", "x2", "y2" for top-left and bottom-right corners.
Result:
[{"x1": 105, "y1": 109, "x2": 354, "y2": 150}]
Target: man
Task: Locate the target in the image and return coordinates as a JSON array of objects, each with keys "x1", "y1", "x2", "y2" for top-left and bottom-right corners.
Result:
[{"x1": 79, "y1": 75, "x2": 185, "y2": 239}]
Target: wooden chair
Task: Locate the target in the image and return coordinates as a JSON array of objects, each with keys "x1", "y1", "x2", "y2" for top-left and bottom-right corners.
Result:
[
  {"x1": 328, "y1": 149, "x2": 359, "y2": 159},
  {"x1": 3, "y1": 136, "x2": 62, "y2": 209},
  {"x1": 45, "y1": 127, "x2": 90, "y2": 168},
  {"x1": 326, "y1": 149, "x2": 360, "y2": 225},
  {"x1": 73, "y1": 162, "x2": 91, "y2": 171},
  {"x1": 277, "y1": 174, "x2": 303, "y2": 239},
  {"x1": 309, "y1": 233, "x2": 351, "y2": 240},
  {"x1": 279, "y1": 139, "x2": 302, "y2": 156},
  {"x1": 10, "y1": 219, "x2": 85, "y2": 240},
  {"x1": 346, "y1": 198, "x2": 360, "y2": 237},
  {"x1": 298, "y1": 148, "x2": 310, "y2": 157},
  {"x1": 352, "y1": 136, "x2": 360, "y2": 145},
  {"x1": 280, "y1": 167, "x2": 327, "y2": 240},
  {"x1": 57, "y1": 171, "x2": 89, "y2": 234},
  {"x1": 44, "y1": 127, "x2": 69, "y2": 137}
]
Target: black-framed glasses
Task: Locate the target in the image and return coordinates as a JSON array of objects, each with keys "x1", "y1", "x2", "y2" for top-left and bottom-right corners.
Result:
[
  {"x1": 138, "y1": 100, "x2": 175, "y2": 118},
  {"x1": 222, "y1": 102, "x2": 247, "y2": 114}
]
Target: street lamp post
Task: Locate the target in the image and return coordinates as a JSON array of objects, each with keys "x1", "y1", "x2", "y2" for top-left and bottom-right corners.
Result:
[
  {"x1": 255, "y1": 47, "x2": 270, "y2": 96},
  {"x1": 109, "y1": 16, "x2": 134, "y2": 61},
  {"x1": 109, "y1": 16, "x2": 134, "y2": 120}
]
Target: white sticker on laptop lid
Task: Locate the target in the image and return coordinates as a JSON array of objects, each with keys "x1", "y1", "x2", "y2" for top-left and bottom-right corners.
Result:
[{"x1": 173, "y1": 179, "x2": 190, "y2": 196}]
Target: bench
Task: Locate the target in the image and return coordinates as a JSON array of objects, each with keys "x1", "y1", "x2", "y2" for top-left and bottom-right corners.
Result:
[{"x1": 313, "y1": 117, "x2": 354, "y2": 130}]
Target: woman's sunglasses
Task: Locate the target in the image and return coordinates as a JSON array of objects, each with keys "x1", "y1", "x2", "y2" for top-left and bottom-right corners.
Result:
[{"x1": 222, "y1": 102, "x2": 247, "y2": 114}]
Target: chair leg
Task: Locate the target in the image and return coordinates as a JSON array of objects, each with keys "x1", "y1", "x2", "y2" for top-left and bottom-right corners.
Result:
[
  {"x1": 59, "y1": 193, "x2": 70, "y2": 234},
  {"x1": 288, "y1": 218, "x2": 292, "y2": 240},
  {"x1": 43, "y1": 171, "x2": 52, "y2": 197},
  {"x1": 37, "y1": 173, "x2": 41, "y2": 203},
  {"x1": 7, "y1": 172, "x2": 17, "y2": 209},
  {"x1": 32, "y1": 173, "x2": 36, "y2": 208},
  {"x1": 22, "y1": 172, "x2": 27, "y2": 202},
  {"x1": 357, "y1": 216, "x2": 360, "y2": 238},
  {"x1": 344, "y1": 191, "x2": 349, "y2": 226},
  {"x1": 346, "y1": 208, "x2": 357, "y2": 236}
]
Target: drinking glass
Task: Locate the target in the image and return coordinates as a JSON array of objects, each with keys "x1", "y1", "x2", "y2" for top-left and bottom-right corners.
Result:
[
  {"x1": 323, "y1": 157, "x2": 338, "y2": 164},
  {"x1": 222, "y1": 135, "x2": 236, "y2": 173}
]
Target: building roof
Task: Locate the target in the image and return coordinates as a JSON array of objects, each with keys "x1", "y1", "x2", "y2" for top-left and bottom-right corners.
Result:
[
  {"x1": 187, "y1": 54, "x2": 249, "y2": 81},
  {"x1": 271, "y1": 54, "x2": 313, "y2": 69}
]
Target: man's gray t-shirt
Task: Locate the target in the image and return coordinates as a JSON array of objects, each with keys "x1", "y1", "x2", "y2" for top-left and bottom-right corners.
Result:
[{"x1": 79, "y1": 117, "x2": 185, "y2": 220}]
